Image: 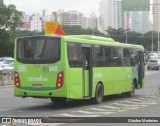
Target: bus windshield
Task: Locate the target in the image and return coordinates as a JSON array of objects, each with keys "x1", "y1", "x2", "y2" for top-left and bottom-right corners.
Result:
[{"x1": 17, "y1": 37, "x2": 60, "y2": 64}]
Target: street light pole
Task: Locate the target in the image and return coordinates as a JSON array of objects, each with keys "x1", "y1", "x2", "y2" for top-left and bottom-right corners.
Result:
[
  {"x1": 151, "y1": 21, "x2": 154, "y2": 52},
  {"x1": 126, "y1": 11, "x2": 128, "y2": 44},
  {"x1": 158, "y1": 30, "x2": 159, "y2": 53}
]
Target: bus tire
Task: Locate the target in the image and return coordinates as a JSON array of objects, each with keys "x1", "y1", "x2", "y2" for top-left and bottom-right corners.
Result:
[
  {"x1": 94, "y1": 83, "x2": 104, "y2": 104},
  {"x1": 127, "y1": 81, "x2": 135, "y2": 97},
  {"x1": 50, "y1": 97, "x2": 66, "y2": 103}
]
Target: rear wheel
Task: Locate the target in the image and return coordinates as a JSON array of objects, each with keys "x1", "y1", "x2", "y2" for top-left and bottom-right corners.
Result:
[
  {"x1": 126, "y1": 81, "x2": 135, "y2": 97},
  {"x1": 50, "y1": 98, "x2": 67, "y2": 103},
  {"x1": 94, "y1": 83, "x2": 104, "y2": 104}
]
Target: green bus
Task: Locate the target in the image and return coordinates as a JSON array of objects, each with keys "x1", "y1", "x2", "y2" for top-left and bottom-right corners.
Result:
[{"x1": 14, "y1": 35, "x2": 145, "y2": 104}]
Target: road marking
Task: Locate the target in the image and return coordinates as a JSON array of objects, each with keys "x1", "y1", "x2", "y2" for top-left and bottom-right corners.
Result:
[
  {"x1": 0, "y1": 109, "x2": 8, "y2": 112},
  {"x1": 131, "y1": 99, "x2": 158, "y2": 102},
  {"x1": 122, "y1": 101, "x2": 157, "y2": 105},
  {"x1": 112, "y1": 103, "x2": 146, "y2": 107},
  {"x1": 145, "y1": 96, "x2": 160, "y2": 99},
  {"x1": 88, "y1": 108, "x2": 114, "y2": 111},
  {"x1": 76, "y1": 110, "x2": 115, "y2": 115},
  {"x1": 58, "y1": 113, "x2": 99, "y2": 117},
  {"x1": 100, "y1": 105, "x2": 119, "y2": 109},
  {"x1": 45, "y1": 94, "x2": 160, "y2": 125},
  {"x1": 76, "y1": 110, "x2": 93, "y2": 114}
]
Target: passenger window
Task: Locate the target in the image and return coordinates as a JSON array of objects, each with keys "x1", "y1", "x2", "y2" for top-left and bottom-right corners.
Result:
[
  {"x1": 113, "y1": 47, "x2": 123, "y2": 66},
  {"x1": 123, "y1": 48, "x2": 130, "y2": 66},
  {"x1": 105, "y1": 46, "x2": 113, "y2": 66},
  {"x1": 93, "y1": 45, "x2": 106, "y2": 67},
  {"x1": 67, "y1": 43, "x2": 82, "y2": 67}
]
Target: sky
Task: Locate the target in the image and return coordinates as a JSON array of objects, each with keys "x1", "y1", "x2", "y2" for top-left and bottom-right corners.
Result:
[{"x1": 4, "y1": 0, "x2": 101, "y2": 17}]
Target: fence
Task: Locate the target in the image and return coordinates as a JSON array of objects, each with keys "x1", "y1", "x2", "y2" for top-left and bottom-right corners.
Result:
[{"x1": 0, "y1": 72, "x2": 14, "y2": 86}]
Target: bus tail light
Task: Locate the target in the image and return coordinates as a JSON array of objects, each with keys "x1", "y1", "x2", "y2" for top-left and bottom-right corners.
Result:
[
  {"x1": 14, "y1": 71, "x2": 21, "y2": 88},
  {"x1": 56, "y1": 71, "x2": 64, "y2": 89}
]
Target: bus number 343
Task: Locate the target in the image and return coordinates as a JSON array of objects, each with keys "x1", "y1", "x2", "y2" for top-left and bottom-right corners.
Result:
[{"x1": 49, "y1": 66, "x2": 58, "y2": 72}]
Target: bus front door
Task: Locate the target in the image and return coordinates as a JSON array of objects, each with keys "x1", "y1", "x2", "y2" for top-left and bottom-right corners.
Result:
[
  {"x1": 138, "y1": 51, "x2": 144, "y2": 88},
  {"x1": 82, "y1": 47, "x2": 92, "y2": 98}
]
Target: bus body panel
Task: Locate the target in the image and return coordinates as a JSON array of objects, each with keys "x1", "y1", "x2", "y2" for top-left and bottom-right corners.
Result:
[{"x1": 14, "y1": 35, "x2": 145, "y2": 101}]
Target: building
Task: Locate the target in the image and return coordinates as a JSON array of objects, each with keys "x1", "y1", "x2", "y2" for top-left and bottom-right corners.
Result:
[
  {"x1": 20, "y1": 14, "x2": 31, "y2": 31},
  {"x1": 99, "y1": 0, "x2": 152, "y2": 34},
  {"x1": 30, "y1": 13, "x2": 43, "y2": 32},
  {"x1": 99, "y1": 0, "x2": 123, "y2": 33},
  {"x1": 58, "y1": 10, "x2": 83, "y2": 26},
  {"x1": 153, "y1": 0, "x2": 160, "y2": 31},
  {"x1": 82, "y1": 13, "x2": 98, "y2": 30}
]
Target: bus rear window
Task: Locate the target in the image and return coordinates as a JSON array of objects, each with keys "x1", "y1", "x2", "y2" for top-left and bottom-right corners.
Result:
[{"x1": 17, "y1": 37, "x2": 60, "y2": 64}]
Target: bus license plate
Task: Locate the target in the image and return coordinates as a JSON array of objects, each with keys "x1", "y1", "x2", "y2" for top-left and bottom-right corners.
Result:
[{"x1": 33, "y1": 84, "x2": 42, "y2": 88}]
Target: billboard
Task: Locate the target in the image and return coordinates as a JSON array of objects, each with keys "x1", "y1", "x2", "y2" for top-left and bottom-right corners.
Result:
[
  {"x1": 45, "y1": 21, "x2": 65, "y2": 36},
  {"x1": 122, "y1": 0, "x2": 150, "y2": 11}
]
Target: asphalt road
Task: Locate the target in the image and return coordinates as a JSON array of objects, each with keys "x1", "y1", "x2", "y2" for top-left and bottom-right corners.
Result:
[{"x1": 0, "y1": 69, "x2": 160, "y2": 126}]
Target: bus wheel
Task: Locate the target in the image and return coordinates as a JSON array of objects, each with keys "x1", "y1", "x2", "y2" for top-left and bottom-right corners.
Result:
[
  {"x1": 127, "y1": 82, "x2": 135, "y2": 97},
  {"x1": 94, "y1": 83, "x2": 104, "y2": 104},
  {"x1": 50, "y1": 98, "x2": 66, "y2": 103}
]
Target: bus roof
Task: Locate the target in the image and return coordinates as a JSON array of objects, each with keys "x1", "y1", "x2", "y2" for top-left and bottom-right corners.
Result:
[
  {"x1": 16, "y1": 35, "x2": 144, "y2": 51},
  {"x1": 62, "y1": 35, "x2": 144, "y2": 51}
]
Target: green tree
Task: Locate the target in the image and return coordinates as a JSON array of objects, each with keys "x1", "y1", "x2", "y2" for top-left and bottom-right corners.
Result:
[
  {"x1": 62, "y1": 25, "x2": 105, "y2": 36},
  {"x1": 0, "y1": 4, "x2": 23, "y2": 57}
]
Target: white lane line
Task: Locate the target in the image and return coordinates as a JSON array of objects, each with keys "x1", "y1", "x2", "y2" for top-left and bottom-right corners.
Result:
[
  {"x1": 76, "y1": 110, "x2": 93, "y2": 114},
  {"x1": 76, "y1": 110, "x2": 115, "y2": 115},
  {"x1": 131, "y1": 99, "x2": 158, "y2": 102},
  {"x1": 123, "y1": 101, "x2": 157, "y2": 105},
  {"x1": 100, "y1": 105, "x2": 119, "y2": 109},
  {"x1": 145, "y1": 96, "x2": 160, "y2": 99},
  {"x1": 88, "y1": 108, "x2": 114, "y2": 111},
  {"x1": 0, "y1": 109, "x2": 8, "y2": 112},
  {"x1": 58, "y1": 113, "x2": 99, "y2": 117},
  {"x1": 112, "y1": 103, "x2": 146, "y2": 107}
]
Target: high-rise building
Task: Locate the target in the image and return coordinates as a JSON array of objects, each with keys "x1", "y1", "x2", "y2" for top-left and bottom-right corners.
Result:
[
  {"x1": 99, "y1": 0, "x2": 151, "y2": 33},
  {"x1": 99, "y1": 0, "x2": 123, "y2": 33},
  {"x1": 153, "y1": 0, "x2": 160, "y2": 31},
  {"x1": 58, "y1": 10, "x2": 83, "y2": 27},
  {"x1": 30, "y1": 13, "x2": 42, "y2": 32},
  {"x1": 83, "y1": 13, "x2": 97, "y2": 30},
  {"x1": 140, "y1": 11, "x2": 152, "y2": 33}
]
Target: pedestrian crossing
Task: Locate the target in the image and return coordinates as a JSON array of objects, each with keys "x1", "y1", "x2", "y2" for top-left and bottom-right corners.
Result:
[
  {"x1": 34, "y1": 93, "x2": 160, "y2": 126},
  {"x1": 48, "y1": 94, "x2": 160, "y2": 118}
]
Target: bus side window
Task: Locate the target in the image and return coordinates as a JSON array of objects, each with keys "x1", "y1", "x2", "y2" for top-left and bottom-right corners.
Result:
[
  {"x1": 67, "y1": 43, "x2": 82, "y2": 68},
  {"x1": 123, "y1": 48, "x2": 130, "y2": 66},
  {"x1": 130, "y1": 48, "x2": 138, "y2": 66},
  {"x1": 105, "y1": 46, "x2": 113, "y2": 66},
  {"x1": 113, "y1": 47, "x2": 123, "y2": 67},
  {"x1": 93, "y1": 45, "x2": 106, "y2": 67}
]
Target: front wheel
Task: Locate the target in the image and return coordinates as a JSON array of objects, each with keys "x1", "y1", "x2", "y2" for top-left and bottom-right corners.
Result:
[{"x1": 94, "y1": 83, "x2": 104, "y2": 104}]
